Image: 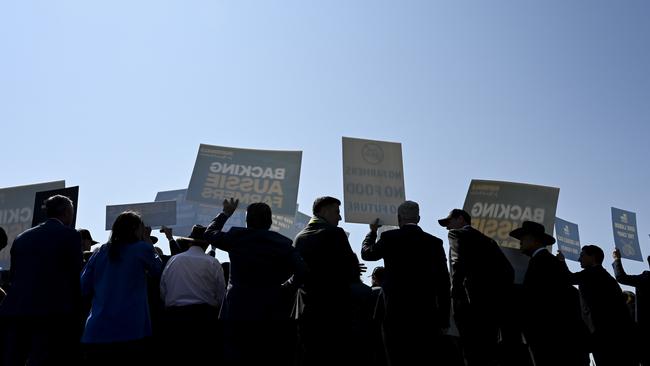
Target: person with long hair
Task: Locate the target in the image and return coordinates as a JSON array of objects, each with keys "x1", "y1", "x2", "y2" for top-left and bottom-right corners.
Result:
[{"x1": 80, "y1": 211, "x2": 163, "y2": 365}]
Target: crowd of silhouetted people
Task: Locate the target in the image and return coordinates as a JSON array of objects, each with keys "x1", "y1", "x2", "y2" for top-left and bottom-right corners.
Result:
[{"x1": 0, "y1": 194, "x2": 648, "y2": 366}]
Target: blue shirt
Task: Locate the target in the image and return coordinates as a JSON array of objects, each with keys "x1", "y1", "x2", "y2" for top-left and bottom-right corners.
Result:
[{"x1": 81, "y1": 240, "x2": 162, "y2": 343}]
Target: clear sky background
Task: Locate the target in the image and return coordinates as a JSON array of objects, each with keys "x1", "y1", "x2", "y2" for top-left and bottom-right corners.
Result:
[{"x1": 1, "y1": 0, "x2": 649, "y2": 285}]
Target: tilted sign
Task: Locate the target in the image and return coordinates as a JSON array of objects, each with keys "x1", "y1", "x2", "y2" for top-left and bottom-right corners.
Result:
[
  {"x1": 105, "y1": 201, "x2": 177, "y2": 230},
  {"x1": 612, "y1": 207, "x2": 642, "y2": 261},
  {"x1": 463, "y1": 180, "x2": 560, "y2": 283},
  {"x1": 554, "y1": 217, "x2": 581, "y2": 262},
  {"x1": 0, "y1": 180, "x2": 65, "y2": 269},
  {"x1": 186, "y1": 144, "x2": 302, "y2": 216},
  {"x1": 342, "y1": 137, "x2": 405, "y2": 226}
]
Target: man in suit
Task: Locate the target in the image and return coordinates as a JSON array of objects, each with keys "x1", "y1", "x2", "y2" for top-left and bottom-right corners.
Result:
[
  {"x1": 557, "y1": 245, "x2": 636, "y2": 366},
  {"x1": 438, "y1": 209, "x2": 514, "y2": 366},
  {"x1": 510, "y1": 221, "x2": 589, "y2": 366},
  {"x1": 362, "y1": 200, "x2": 451, "y2": 366},
  {"x1": 293, "y1": 196, "x2": 361, "y2": 366},
  {"x1": 205, "y1": 198, "x2": 307, "y2": 366},
  {"x1": 613, "y1": 248, "x2": 650, "y2": 366},
  {"x1": 0, "y1": 195, "x2": 82, "y2": 365}
]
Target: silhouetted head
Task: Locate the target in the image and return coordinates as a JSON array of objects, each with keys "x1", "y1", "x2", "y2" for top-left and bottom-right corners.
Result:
[
  {"x1": 371, "y1": 266, "x2": 386, "y2": 287},
  {"x1": 438, "y1": 209, "x2": 471, "y2": 230},
  {"x1": 313, "y1": 196, "x2": 341, "y2": 226},
  {"x1": 108, "y1": 211, "x2": 145, "y2": 260},
  {"x1": 509, "y1": 221, "x2": 555, "y2": 257},
  {"x1": 397, "y1": 201, "x2": 420, "y2": 227},
  {"x1": 78, "y1": 229, "x2": 98, "y2": 252},
  {"x1": 0, "y1": 227, "x2": 7, "y2": 252},
  {"x1": 45, "y1": 195, "x2": 74, "y2": 226},
  {"x1": 579, "y1": 245, "x2": 604, "y2": 269},
  {"x1": 246, "y1": 202, "x2": 272, "y2": 230}
]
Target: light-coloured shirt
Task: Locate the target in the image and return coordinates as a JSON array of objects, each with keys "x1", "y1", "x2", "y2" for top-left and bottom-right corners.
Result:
[{"x1": 160, "y1": 246, "x2": 226, "y2": 308}]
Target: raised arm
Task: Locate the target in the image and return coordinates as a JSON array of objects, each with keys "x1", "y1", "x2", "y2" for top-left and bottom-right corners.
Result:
[
  {"x1": 361, "y1": 218, "x2": 383, "y2": 261},
  {"x1": 204, "y1": 198, "x2": 239, "y2": 251}
]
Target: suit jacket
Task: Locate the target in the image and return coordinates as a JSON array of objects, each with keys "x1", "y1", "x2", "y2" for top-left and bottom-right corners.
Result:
[
  {"x1": 522, "y1": 250, "x2": 588, "y2": 346},
  {"x1": 293, "y1": 218, "x2": 359, "y2": 319},
  {"x1": 568, "y1": 265, "x2": 633, "y2": 336},
  {"x1": 1, "y1": 218, "x2": 82, "y2": 317},
  {"x1": 448, "y1": 225, "x2": 514, "y2": 308},
  {"x1": 205, "y1": 213, "x2": 308, "y2": 321},
  {"x1": 613, "y1": 259, "x2": 650, "y2": 330},
  {"x1": 361, "y1": 225, "x2": 450, "y2": 328}
]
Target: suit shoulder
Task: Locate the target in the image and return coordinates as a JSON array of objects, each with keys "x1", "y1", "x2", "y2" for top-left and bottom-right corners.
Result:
[{"x1": 420, "y1": 229, "x2": 442, "y2": 243}]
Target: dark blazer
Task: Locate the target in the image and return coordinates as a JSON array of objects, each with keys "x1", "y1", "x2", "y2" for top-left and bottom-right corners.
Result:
[
  {"x1": 293, "y1": 219, "x2": 360, "y2": 318},
  {"x1": 1, "y1": 219, "x2": 82, "y2": 316},
  {"x1": 522, "y1": 250, "x2": 589, "y2": 365},
  {"x1": 205, "y1": 213, "x2": 307, "y2": 321},
  {"x1": 613, "y1": 259, "x2": 650, "y2": 330},
  {"x1": 361, "y1": 225, "x2": 450, "y2": 328},
  {"x1": 448, "y1": 225, "x2": 514, "y2": 307},
  {"x1": 568, "y1": 265, "x2": 633, "y2": 335}
]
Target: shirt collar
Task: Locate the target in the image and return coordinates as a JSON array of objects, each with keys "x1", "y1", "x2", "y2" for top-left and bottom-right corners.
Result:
[
  {"x1": 187, "y1": 246, "x2": 206, "y2": 254},
  {"x1": 48, "y1": 218, "x2": 65, "y2": 226},
  {"x1": 532, "y1": 247, "x2": 547, "y2": 258}
]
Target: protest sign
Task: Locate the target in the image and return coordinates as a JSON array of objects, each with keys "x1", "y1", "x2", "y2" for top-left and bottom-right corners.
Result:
[
  {"x1": 342, "y1": 137, "x2": 405, "y2": 226},
  {"x1": 155, "y1": 189, "x2": 215, "y2": 237},
  {"x1": 554, "y1": 217, "x2": 581, "y2": 262},
  {"x1": 463, "y1": 179, "x2": 560, "y2": 283},
  {"x1": 32, "y1": 186, "x2": 79, "y2": 228},
  {"x1": 186, "y1": 144, "x2": 302, "y2": 216},
  {"x1": 105, "y1": 201, "x2": 176, "y2": 230},
  {"x1": 612, "y1": 207, "x2": 643, "y2": 261},
  {"x1": 0, "y1": 180, "x2": 65, "y2": 269}
]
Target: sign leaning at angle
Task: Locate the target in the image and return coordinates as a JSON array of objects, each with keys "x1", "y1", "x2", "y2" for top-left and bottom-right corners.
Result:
[
  {"x1": 611, "y1": 207, "x2": 643, "y2": 261},
  {"x1": 105, "y1": 201, "x2": 177, "y2": 230},
  {"x1": 554, "y1": 217, "x2": 581, "y2": 262},
  {"x1": 462, "y1": 179, "x2": 560, "y2": 284},
  {"x1": 186, "y1": 144, "x2": 302, "y2": 216},
  {"x1": 342, "y1": 137, "x2": 405, "y2": 226},
  {"x1": 0, "y1": 180, "x2": 65, "y2": 270},
  {"x1": 32, "y1": 186, "x2": 80, "y2": 228}
]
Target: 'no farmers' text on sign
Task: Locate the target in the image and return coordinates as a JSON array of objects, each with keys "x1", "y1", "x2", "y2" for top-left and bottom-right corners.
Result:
[
  {"x1": 186, "y1": 144, "x2": 302, "y2": 216},
  {"x1": 342, "y1": 137, "x2": 405, "y2": 226}
]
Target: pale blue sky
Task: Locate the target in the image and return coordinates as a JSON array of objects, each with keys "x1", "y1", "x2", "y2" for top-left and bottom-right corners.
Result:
[{"x1": 1, "y1": 0, "x2": 649, "y2": 283}]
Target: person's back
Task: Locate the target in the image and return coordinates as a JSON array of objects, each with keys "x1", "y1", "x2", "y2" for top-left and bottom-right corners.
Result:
[
  {"x1": 294, "y1": 220, "x2": 358, "y2": 301},
  {"x1": 82, "y1": 240, "x2": 161, "y2": 343},
  {"x1": 292, "y1": 196, "x2": 359, "y2": 366},
  {"x1": 361, "y1": 201, "x2": 451, "y2": 366},
  {"x1": 373, "y1": 226, "x2": 448, "y2": 321},
  {"x1": 3, "y1": 219, "x2": 81, "y2": 316},
  {"x1": 0, "y1": 195, "x2": 82, "y2": 366},
  {"x1": 225, "y1": 227, "x2": 297, "y2": 290}
]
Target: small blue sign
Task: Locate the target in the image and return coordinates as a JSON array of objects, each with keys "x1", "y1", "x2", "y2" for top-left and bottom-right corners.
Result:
[
  {"x1": 612, "y1": 207, "x2": 643, "y2": 262},
  {"x1": 555, "y1": 217, "x2": 581, "y2": 262}
]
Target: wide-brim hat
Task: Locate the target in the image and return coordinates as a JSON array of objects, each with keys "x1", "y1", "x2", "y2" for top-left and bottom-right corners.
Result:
[
  {"x1": 78, "y1": 229, "x2": 99, "y2": 244},
  {"x1": 176, "y1": 225, "x2": 208, "y2": 246},
  {"x1": 509, "y1": 221, "x2": 556, "y2": 245}
]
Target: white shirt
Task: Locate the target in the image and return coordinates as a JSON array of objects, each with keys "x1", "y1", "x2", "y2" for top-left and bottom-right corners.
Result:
[{"x1": 160, "y1": 246, "x2": 226, "y2": 308}]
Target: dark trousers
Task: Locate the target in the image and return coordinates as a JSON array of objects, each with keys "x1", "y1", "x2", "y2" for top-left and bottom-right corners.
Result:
[
  {"x1": 455, "y1": 304, "x2": 501, "y2": 366},
  {"x1": 162, "y1": 304, "x2": 220, "y2": 366},
  {"x1": 2, "y1": 314, "x2": 80, "y2": 366},
  {"x1": 82, "y1": 338, "x2": 150, "y2": 366}
]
